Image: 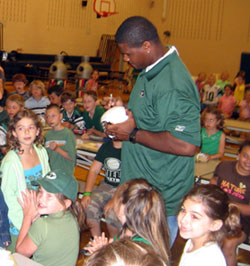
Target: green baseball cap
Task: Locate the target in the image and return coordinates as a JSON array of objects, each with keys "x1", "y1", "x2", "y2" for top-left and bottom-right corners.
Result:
[{"x1": 36, "y1": 170, "x2": 78, "y2": 202}]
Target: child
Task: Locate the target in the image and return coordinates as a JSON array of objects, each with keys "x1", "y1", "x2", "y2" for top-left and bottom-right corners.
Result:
[
  {"x1": 86, "y1": 179, "x2": 170, "y2": 264},
  {"x1": 201, "y1": 74, "x2": 221, "y2": 111},
  {"x1": 25, "y1": 80, "x2": 50, "y2": 121},
  {"x1": 0, "y1": 109, "x2": 50, "y2": 252},
  {"x1": 178, "y1": 184, "x2": 241, "y2": 266},
  {"x1": 81, "y1": 91, "x2": 105, "y2": 139},
  {"x1": 215, "y1": 71, "x2": 231, "y2": 93},
  {"x1": 86, "y1": 70, "x2": 99, "y2": 92},
  {"x1": 218, "y1": 84, "x2": 236, "y2": 119},
  {"x1": 81, "y1": 139, "x2": 122, "y2": 238},
  {"x1": 47, "y1": 85, "x2": 64, "y2": 108},
  {"x1": 239, "y1": 87, "x2": 250, "y2": 121},
  {"x1": 195, "y1": 72, "x2": 206, "y2": 96},
  {"x1": 211, "y1": 141, "x2": 250, "y2": 266},
  {"x1": 200, "y1": 106, "x2": 226, "y2": 160},
  {"x1": 16, "y1": 169, "x2": 85, "y2": 266},
  {"x1": 45, "y1": 104, "x2": 76, "y2": 175},
  {"x1": 234, "y1": 75, "x2": 245, "y2": 106},
  {"x1": 85, "y1": 238, "x2": 169, "y2": 266},
  {"x1": 0, "y1": 94, "x2": 24, "y2": 158},
  {"x1": 61, "y1": 91, "x2": 85, "y2": 130},
  {"x1": 0, "y1": 186, "x2": 11, "y2": 248},
  {"x1": 10, "y1": 73, "x2": 29, "y2": 100}
]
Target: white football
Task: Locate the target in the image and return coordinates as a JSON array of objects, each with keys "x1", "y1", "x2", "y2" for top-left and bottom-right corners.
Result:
[{"x1": 101, "y1": 106, "x2": 128, "y2": 131}]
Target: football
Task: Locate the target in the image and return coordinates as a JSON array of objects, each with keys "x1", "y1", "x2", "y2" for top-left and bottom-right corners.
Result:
[{"x1": 101, "y1": 106, "x2": 128, "y2": 131}]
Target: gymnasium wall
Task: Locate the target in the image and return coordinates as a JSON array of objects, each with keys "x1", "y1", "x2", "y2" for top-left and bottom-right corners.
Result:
[{"x1": 0, "y1": 0, "x2": 249, "y2": 80}]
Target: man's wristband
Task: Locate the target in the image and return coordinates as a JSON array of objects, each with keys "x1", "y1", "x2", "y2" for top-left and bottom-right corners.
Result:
[
  {"x1": 129, "y1": 128, "x2": 138, "y2": 144},
  {"x1": 83, "y1": 192, "x2": 92, "y2": 196}
]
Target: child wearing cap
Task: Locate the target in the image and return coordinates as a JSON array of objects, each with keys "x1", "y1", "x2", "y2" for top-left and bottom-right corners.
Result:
[{"x1": 16, "y1": 169, "x2": 85, "y2": 266}]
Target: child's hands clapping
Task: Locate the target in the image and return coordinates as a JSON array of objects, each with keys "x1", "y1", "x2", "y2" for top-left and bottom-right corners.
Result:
[{"x1": 85, "y1": 232, "x2": 113, "y2": 254}]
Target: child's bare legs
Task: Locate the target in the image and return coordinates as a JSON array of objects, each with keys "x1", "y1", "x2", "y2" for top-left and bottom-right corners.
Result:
[
  {"x1": 86, "y1": 219, "x2": 119, "y2": 238},
  {"x1": 222, "y1": 231, "x2": 246, "y2": 266}
]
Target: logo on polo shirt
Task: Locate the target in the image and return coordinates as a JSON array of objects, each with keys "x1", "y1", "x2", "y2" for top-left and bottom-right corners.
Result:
[{"x1": 175, "y1": 125, "x2": 185, "y2": 132}]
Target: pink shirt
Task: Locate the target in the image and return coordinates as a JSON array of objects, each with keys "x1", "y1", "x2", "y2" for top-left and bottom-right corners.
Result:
[{"x1": 218, "y1": 95, "x2": 236, "y2": 117}]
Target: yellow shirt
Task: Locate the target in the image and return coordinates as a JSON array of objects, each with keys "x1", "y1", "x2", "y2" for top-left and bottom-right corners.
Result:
[{"x1": 234, "y1": 84, "x2": 245, "y2": 105}]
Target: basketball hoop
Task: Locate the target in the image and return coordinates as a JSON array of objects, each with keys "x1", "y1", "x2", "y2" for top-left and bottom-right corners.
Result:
[{"x1": 93, "y1": 0, "x2": 118, "y2": 17}]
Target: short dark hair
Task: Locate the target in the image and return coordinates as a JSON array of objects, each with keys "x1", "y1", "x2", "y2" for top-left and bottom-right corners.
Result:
[
  {"x1": 238, "y1": 140, "x2": 250, "y2": 153},
  {"x1": 84, "y1": 91, "x2": 97, "y2": 101},
  {"x1": 12, "y1": 73, "x2": 28, "y2": 84},
  {"x1": 61, "y1": 91, "x2": 76, "y2": 104},
  {"x1": 47, "y1": 85, "x2": 64, "y2": 96},
  {"x1": 46, "y1": 103, "x2": 61, "y2": 113},
  {"x1": 115, "y1": 16, "x2": 159, "y2": 47}
]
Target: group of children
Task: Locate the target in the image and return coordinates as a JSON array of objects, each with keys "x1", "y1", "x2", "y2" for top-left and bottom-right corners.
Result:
[
  {"x1": 196, "y1": 71, "x2": 250, "y2": 121},
  {"x1": 0, "y1": 69, "x2": 249, "y2": 266}
]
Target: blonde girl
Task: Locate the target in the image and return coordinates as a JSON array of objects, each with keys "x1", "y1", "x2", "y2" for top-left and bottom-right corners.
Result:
[
  {"x1": 86, "y1": 179, "x2": 170, "y2": 264},
  {"x1": 1, "y1": 109, "x2": 50, "y2": 252}
]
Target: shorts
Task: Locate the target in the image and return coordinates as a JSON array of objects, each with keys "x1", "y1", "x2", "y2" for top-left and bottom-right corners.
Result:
[{"x1": 85, "y1": 181, "x2": 122, "y2": 229}]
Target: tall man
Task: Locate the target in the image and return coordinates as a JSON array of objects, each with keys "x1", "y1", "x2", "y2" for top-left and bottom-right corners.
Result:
[{"x1": 107, "y1": 16, "x2": 200, "y2": 245}]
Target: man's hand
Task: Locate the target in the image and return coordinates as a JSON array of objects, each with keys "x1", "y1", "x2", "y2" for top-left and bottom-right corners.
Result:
[{"x1": 105, "y1": 110, "x2": 136, "y2": 141}]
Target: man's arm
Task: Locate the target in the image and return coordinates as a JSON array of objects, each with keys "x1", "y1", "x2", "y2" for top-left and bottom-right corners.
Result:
[
  {"x1": 106, "y1": 111, "x2": 198, "y2": 156},
  {"x1": 134, "y1": 130, "x2": 197, "y2": 156}
]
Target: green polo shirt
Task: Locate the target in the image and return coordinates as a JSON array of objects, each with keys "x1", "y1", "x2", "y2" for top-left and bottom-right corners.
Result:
[
  {"x1": 121, "y1": 50, "x2": 200, "y2": 216},
  {"x1": 82, "y1": 105, "x2": 105, "y2": 132}
]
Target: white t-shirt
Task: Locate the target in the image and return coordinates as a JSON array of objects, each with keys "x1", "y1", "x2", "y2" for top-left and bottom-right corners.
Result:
[
  {"x1": 179, "y1": 240, "x2": 227, "y2": 266},
  {"x1": 202, "y1": 84, "x2": 221, "y2": 105}
]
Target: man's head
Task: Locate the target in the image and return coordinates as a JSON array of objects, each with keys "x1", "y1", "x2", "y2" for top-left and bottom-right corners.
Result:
[
  {"x1": 115, "y1": 16, "x2": 161, "y2": 70},
  {"x1": 115, "y1": 16, "x2": 159, "y2": 48}
]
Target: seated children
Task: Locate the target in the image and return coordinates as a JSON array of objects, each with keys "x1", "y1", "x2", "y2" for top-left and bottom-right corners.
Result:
[
  {"x1": 201, "y1": 74, "x2": 221, "y2": 111},
  {"x1": 0, "y1": 94, "x2": 24, "y2": 158},
  {"x1": 1, "y1": 109, "x2": 50, "y2": 252},
  {"x1": 25, "y1": 80, "x2": 50, "y2": 121},
  {"x1": 10, "y1": 73, "x2": 29, "y2": 100},
  {"x1": 81, "y1": 139, "x2": 122, "y2": 238},
  {"x1": 210, "y1": 141, "x2": 250, "y2": 266},
  {"x1": 0, "y1": 186, "x2": 11, "y2": 248},
  {"x1": 218, "y1": 84, "x2": 236, "y2": 119},
  {"x1": 239, "y1": 87, "x2": 250, "y2": 121},
  {"x1": 85, "y1": 238, "x2": 169, "y2": 266},
  {"x1": 81, "y1": 91, "x2": 105, "y2": 139},
  {"x1": 200, "y1": 106, "x2": 226, "y2": 160},
  {"x1": 86, "y1": 179, "x2": 170, "y2": 264},
  {"x1": 47, "y1": 85, "x2": 64, "y2": 108},
  {"x1": 61, "y1": 91, "x2": 85, "y2": 130},
  {"x1": 86, "y1": 70, "x2": 99, "y2": 92},
  {"x1": 178, "y1": 184, "x2": 241, "y2": 266},
  {"x1": 45, "y1": 104, "x2": 76, "y2": 175},
  {"x1": 16, "y1": 169, "x2": 85, "y2": 266}
]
